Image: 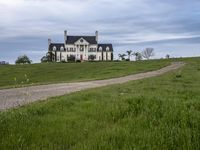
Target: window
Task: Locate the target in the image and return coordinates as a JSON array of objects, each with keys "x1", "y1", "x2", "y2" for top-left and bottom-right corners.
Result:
[
  {"x1": 89, "y1": 48, "x2": 93, "y2": 52},
  {"x1": 106, "y1": 47, "x2": 110, "y2": 51},
  {"x1": 80, "y1": 39, "x2": 84, "y2": 43},
  {"x1": 80, "y1": 45, "x2": 84, "y2": 51},
  {"x1": 57, "y1": 55, "x2": 60, "y2": 61},
  {"x1": 53, "y1": 46, "x2": 57, "y2": 51},
  {"x1": 89, "y1": 48, "x2": 96, "y2": 52},
  {"x1": 99, "y1": 47, "x2": 102, "y2": 51},
  {"x1": 60, "y1": 46, "x2": 64, "y2": 51}
]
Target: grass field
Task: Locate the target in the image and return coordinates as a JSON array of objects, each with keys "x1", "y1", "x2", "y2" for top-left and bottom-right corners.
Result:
[
  {"x1": 0, "y1": 60, "x2": 171, "y2": 88},
  {"x1": 0, "y1": 57, "x2": 200, "y2": 149}
]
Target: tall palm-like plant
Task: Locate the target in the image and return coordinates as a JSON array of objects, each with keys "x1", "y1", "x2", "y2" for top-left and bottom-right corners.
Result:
[
  {"x1": 132, "y1": 52, "x2": 142, "y2": 61},
  {"x1": 118, "y1": 54, "x2": 126, "y2": 61},
  {"x1": 126, "y1": 50, "x2": 132, "y2": 61}
]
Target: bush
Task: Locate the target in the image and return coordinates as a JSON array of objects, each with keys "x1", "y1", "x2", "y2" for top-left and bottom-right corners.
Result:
[
  {"x1": 41, "y1": 55, "x2": 51, "y2": 63},
  {"x1": 125, "y1": 59, "x2": 130, "y2": 61},
  {"x1": 67, "y1": 55, "x2": 76, "y2": 62},
  {"x1": 15, "y1": 55, "x2": 32, "y2": 64},
  {"x1": 88, "y1": 55, "x2": 96, "y2": 61},
  {"x1": 61, "y1": 60, "x2": 67, "y2": 63},
  {"x1": 76, "y1": 60, "x2": 81, "y2": 63}
]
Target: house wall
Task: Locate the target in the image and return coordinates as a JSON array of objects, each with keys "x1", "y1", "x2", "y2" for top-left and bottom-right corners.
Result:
[
  {"x1": 96, "y1": 52, "x2": 102, "y2": 61},
  {"x1": 54, "y1": 51, "x2": 99, "y2": 62},
  {"x1": 51, "y1": 50, "x2": 112, "y2": 62},
  {"x1": 49, "y1": 38, "x2": 113, "y2": 62},
  {"x1": 107, "y1": 52, "x2": 112, "y2": 60}
]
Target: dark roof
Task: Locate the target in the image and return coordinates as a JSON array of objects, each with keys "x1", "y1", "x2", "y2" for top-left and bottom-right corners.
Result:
[
  {"x1": 98, "y1": 44, "x2": 113, "y2": 52},
  {"x1": 49, "y1": 43, "x2": 65, "y2": 51},
  {"x1": 66, "y1": 36, "x2": 97, "y2": 44}
]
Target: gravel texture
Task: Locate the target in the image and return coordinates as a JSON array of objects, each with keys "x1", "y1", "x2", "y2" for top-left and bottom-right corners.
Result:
[{"x1": 0, "y1": 62, "x2": 185, "y2": 111}]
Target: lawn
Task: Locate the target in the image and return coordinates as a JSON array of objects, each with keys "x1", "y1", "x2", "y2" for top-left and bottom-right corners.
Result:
[
  {"x1": 0, "y1": 57, "x2": 200, "y2": 149},
  {"x1": 0, "y1": 60, "x2": 171, "y2": 89}
]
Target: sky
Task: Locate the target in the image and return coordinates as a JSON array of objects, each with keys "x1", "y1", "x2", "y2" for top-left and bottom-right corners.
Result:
[{"x1": 0, "y1": 0, "x2": 200, "y2": 63}]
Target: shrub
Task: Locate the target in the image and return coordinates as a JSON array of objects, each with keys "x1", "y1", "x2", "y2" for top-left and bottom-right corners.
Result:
[
  {"x1": 88, "y1": 55, "x2": 96, "y2": 61},
  {"x1": 76, "y1": 60, "x2": 81, "y2": 63},
  {"x1": 15, "y1": 55, "x2": 32, "y2": 64},
  {"x1": 67, "y1": 55, "x2": 76, "y2": 62},
  {"x1": 125, "y1": 59, "x2": 130, "y2": 61},
  {"x1": 61, "y1": 60, "x2": 67, "y2": 63}
]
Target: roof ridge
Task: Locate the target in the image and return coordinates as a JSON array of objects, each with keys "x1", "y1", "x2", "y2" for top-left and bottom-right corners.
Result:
[{"x1": 67, "y1": 35, "x2": 95, "y2": 37}]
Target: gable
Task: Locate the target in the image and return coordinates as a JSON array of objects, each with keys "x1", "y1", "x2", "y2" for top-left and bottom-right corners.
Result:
[{"x1": 74, "y1": 38, "x2": 89, "y2": 45}]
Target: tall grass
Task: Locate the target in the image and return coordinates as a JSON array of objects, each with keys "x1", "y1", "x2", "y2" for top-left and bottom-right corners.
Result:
[
  {"x1": 0, "y1": 60, "x2": 171, "y2": 88},
  {"x1": 0, "y1": 57, "x2": 200, "y2": 149}
]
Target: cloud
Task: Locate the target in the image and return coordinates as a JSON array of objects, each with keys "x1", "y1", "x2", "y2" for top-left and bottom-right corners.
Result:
[{"x1": 0, "y1": 0, "x2": 200, "y2": 63}]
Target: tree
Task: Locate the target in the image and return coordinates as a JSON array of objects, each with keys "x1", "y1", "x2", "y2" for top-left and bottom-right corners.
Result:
[
  {"x1": 126, "y1": 50, "x2": 132, "y2": 61},
  {"x1": 166, "y1": 54, "x2": 170, "y2": 59},
  {"x1": 133, "y1": 52, "x2": 142, "y2": 61},
  {"x1": 41, "y1": 54, "x2": 51, "y2": 63},
  {"x1": 67, "y1": 55, "x2": 76, "y2": 62},
  {"x1": 88, "y1": 55, "x2": 96, "y2": 61},
  {"x1": 118, "y1": 54, "x2": 126, "y2": 61},
  {"x1": 15, "y1": 55, "x2": 32, "y2": 64},
  {"x1": 142, "y1": 48, "x2": 154, "y2": 60}
]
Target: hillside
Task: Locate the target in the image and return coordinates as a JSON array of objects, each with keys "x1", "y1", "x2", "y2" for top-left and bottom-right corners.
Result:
[
  {"x1": 0, "y1": 57, "x2": 200, "y2": 149},
  {"x1": 0, "y1": 60, "x2": 170, "y2": 88}
]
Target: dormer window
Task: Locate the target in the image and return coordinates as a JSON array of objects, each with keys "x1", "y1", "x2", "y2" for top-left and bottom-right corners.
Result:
[
  {"x1": 106, "y1": 47, "x2": 109, "y2": 51},
  {"x1": 99, "y1": 47, "x2": 102, "y2": 51},
  {"x1": 60, "y1": 46, "x2": 64, "y2": 51},
  {"x1": 53, "y1": 46, "x2": 57, "y2": 51}
]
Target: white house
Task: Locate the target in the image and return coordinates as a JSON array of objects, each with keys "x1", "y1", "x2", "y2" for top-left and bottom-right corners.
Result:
[{"x1": 47, "y1": 31, "x2": 114, "y2": 62}]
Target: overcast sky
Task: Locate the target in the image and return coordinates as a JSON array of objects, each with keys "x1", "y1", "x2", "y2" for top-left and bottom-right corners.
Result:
[{"x1": 0, "y1": 0, "x2": 200, "y2": 63}]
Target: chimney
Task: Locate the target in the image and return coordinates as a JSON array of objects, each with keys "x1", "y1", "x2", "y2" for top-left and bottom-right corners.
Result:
[
  {"x1": 48, "y1": 38, "x2": 51, "y2": 47},
  {"x1": 95, "y1": 31, "x2": 98, "y2": 42},
  {"x1": 64, "y1": 30, "x2": 67, "y2": 42}
]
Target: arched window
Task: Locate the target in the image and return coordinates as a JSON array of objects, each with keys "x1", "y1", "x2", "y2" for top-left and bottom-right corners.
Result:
[
  {"x1": 60, "y1": 46, "x2": 64, "y2": 51},
  {"x1": 53, "y1": 46, "x2": 57, "y2": 51},
  {"x1": 106, "y1": 47, "x2": 109, "y2": 51},
  {"x1": 99, "y1": 46, "x2": 102, "y2": 51}
]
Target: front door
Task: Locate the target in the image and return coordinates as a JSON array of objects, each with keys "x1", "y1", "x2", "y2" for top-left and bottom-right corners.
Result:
[{"x1": 80, "y1": 55, "x2": 83, "y2": 60}]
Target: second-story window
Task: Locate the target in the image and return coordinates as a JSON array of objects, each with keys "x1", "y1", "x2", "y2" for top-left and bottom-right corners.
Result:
[
  {"x1": 53, "y1": 46, "x2": 57, "y2": 51},
  {"x1": 89, "y1": 48, "x2": 96, "y2": 52},
  {"x1": 80, "y1": 45, "x2": 84, "y2": 51}
]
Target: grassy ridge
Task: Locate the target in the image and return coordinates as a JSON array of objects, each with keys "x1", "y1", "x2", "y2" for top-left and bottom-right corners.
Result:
[
  {"x1": 0, "y1": 60, "x2": 170, "y2": 88},
  {"x1": 0, "y1": 57, "x2": 200, "y2": 149}
]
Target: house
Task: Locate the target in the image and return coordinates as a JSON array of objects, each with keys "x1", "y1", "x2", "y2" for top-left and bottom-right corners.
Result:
[
  {"x1": 47, "y1": 31, "x2": 114, "y2": 62},
  {"x1": 0, "y1": 61, "x2": 9, "y2": 65}
]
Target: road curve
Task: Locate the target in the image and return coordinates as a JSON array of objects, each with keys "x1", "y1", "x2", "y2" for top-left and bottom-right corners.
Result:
[{"x1": 0, "y1": 62, "x2": 185, "y2": 111}]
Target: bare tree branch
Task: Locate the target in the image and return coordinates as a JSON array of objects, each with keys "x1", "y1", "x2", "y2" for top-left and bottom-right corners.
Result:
[{"x1": 142, "y1": 48, "x2": 154, "y2": 60}]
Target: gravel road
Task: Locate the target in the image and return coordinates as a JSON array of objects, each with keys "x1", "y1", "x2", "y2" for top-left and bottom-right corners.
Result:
[{"x1": 0, "y1": 62, "x2": 185, "y2": 111}]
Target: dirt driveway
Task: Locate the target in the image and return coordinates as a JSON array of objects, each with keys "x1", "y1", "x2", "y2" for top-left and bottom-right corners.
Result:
[{"x1": 0, "y1": 62, "x2": 185, "y2": 111}]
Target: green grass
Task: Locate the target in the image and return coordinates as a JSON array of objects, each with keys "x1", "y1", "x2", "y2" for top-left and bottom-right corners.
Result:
[
  {"x1": 0, "y1": 57, "x2": 200, "y2": 149},
  {"x1": 0, "y1": 60, "x2": 171, "y2": 89}
]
